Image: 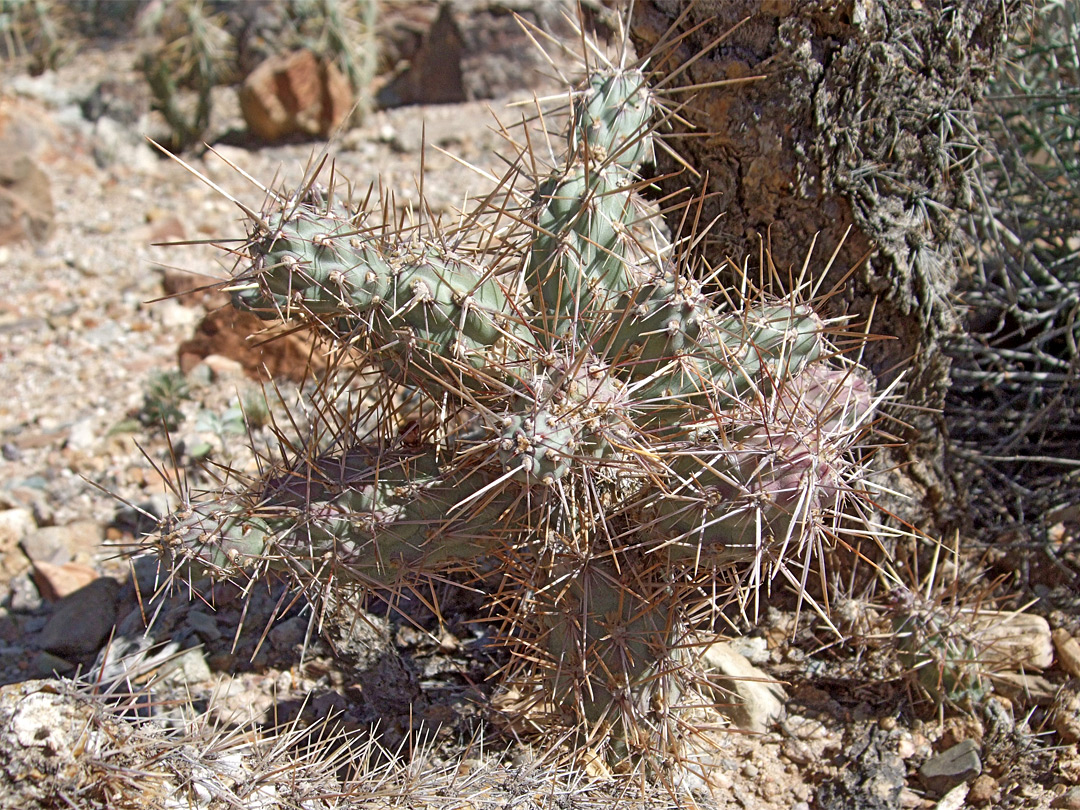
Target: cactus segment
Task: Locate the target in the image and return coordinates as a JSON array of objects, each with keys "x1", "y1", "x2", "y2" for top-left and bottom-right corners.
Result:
[
  {"x1": 233, "y1": 202, "x2": 536, "y2": 391},
  {"x1": 647, "y1": 363, "x2": 873, "y2": 561},
  {"x1": 572, "y1": 69, "x2": 654, "y2": 171},
  {"x1": 160, "y1": 446, "x2": 522, "y2": 586},
  {"x1": 526, "y1": 165, "x2": 647, "y2": 335},
  {"x1": 888, "y1": 588, "x2": 991, "y2": 707},
  {"x1": 541, "y1": 561, "x2": 675, "y2": 724},
  {"x1": 621, "y1": 303, "x2": 824, "y2": 424},
  {"x1": 498, "y1": 410, "x2": 579, "y2": 485}
]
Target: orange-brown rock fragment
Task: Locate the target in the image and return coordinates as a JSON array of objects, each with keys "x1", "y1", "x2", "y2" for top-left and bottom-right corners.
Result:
[{"x1": 240, "y1": 49, "x2": 353, "y2": 141}]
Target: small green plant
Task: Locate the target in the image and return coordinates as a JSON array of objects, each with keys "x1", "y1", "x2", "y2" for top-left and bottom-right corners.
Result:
[
  {"x1": 187, "y1": 391, "x2": 271, "y2": 460},
  {"x1": 888, "y1": 585, "x2": 992, "y2": 711},
  {"x1": 148, "y1": 19, "x2": 886, "y2": 785},
  {"x1": 137, "y1": 370, "x2": 191, "y2": 433}
]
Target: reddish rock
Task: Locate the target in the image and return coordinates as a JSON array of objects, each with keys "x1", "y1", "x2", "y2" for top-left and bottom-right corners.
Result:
[
  {"x1": 376, "y1": 1, "x2": 585, "y2": 107},
  {"x1": 160, "y1": 267, "x2": 228, "y2": 308},
  {"x1": 31, "y1": 561, "x2": 100, "y2": 601},
  {"x1": 178, "y1": 304, "x2": 325, "y2": 382},
  {"x1": 0, "y1": 97, "x2": 56, "y2": 245},
  {"x1": 240, "y1": 49, "x2": 353, "y2": 141},
  {"x1": 380, "y1": 4, "x2": 466, "y2": 105},
  {"x1": 0, "y1": 155, "x2": 53, "y2": 246}
]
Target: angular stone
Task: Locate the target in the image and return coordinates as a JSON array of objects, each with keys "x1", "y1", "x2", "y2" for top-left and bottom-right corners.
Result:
[
  {"x1": 377, "y1": 1, "x2": 583, "y2": 106},
  {"x1": 700, "y1": 641, "x2": 786, "y2": 733},
  {"x1": 31, "y1": 561, "x2": 100, "y2": 601},
  {"x1": 38, "y1": 577, "x2": 119, "y2": 657},
  {"x1": 165, "y1": 647, "x2": 212, "y2": 686},
  {"x1": 971, "y1": 610, "x2": 1053, "y2": 670},
  {"x1": 186, "y1": 609, "x2": 221, "y2": 642},
  {"x1": 160, "y1": 267, "x2": 225, "y2": 308},
  {"x1": 379, "y1": 4, "x2": 465, "y2": 106},
  {"x1": 240, "y1": 49, "x2": 353, "y2": 142},
  {"x1": 21, "y1": 527, "x2": 71, "y2": 565},
  {"x1": 989, "y1": 671, "x2": 1058, "y2": 706},
  {"x1": 0, "y1": 153, "x2": 53, "y2": 245},
  {"x1": 919, "y1": 739, "x2": 982, "y2": 796},
  {"x1": 198, "y1": 354, "x2": 246, "y2": 382},
  {"x1": 178, "y1": 304, "x2": 328, "y2": 382},
  {"x1": 31, "y1": 650, "x2": 74, "y2": 677},
  {"x1": 0, "y1": 508, "x2": 35, "y2": 552},
  {"x1": 1052, "y1": 786, "x2": 1080, "y2": 810},
  {"x1": 269, "y1": 616, "x2": 308, "y2": 650},
  {"x1": 8, "y1": 573, "x2": 43, "y2": 613},
  {"x1": 21, "y1": 520, "x2": 101, "y2": 565},
  {"x1": 1053, "y1": 628, "x2": 1080, "y2": 679}
]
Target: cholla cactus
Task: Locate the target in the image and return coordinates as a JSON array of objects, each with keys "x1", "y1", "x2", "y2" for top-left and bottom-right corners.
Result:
[
  {"x1": 0, "y1": 0, "x2": 68, "y2": 73},
  {"x1": 141, "y1": 0, "x2": 236, "y2": 151},
  {"x1": 151, "y1": 25, "x2": 884, "y2": 781}
]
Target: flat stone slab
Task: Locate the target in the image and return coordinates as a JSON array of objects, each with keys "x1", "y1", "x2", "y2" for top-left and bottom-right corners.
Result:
[{"x1": 919, "y1": 738, "x2": 982, "y2": 796}]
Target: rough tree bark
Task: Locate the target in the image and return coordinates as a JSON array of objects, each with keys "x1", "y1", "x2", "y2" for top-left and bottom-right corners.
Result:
[{"x1": 630, "y1": 0, "x2": 1019, "y2": 532}]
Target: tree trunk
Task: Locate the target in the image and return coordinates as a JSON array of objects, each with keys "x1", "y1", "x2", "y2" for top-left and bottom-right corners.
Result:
[{"x1": 630, "y1": 0, "x2": 1018, "y2": 532}]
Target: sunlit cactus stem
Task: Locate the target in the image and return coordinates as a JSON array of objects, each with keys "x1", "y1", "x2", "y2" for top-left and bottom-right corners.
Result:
[{"x1": 153, "y1": 40, "x2": 884, "y2": 778}]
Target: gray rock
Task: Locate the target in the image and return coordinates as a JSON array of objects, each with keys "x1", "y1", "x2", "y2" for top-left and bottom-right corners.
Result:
[
  {"x1": 186, "y1": 610, "x2": 221, "y2": 642},
  {"x1": 64, "y1": 418, "x2": 99, "y2": 453},
  {"x1": 20, "y1": 520, "x2": 101, "y2": 565},
  {"x1": 700, "y1": 640, "x2": 786, "y2": 733},
  {"x1": 20, "y1": 526, "x2": 72, "y2": 564},
  {"x1": 269, "y1": 616, "x2": 308, "y2": 650},
  {"x1": 727, "y1": 635, "x2": 770, "y2": 666},
  {"x1": 8, "y1": 573, "x2": 43, "y2": 613},
  {"x1": 38, "y1": 577, "x2": 119, "y2": 657},
  {"x1": 31, "y1": 651, "x2": 74, "y2": 677},
  {"x1": 165, "y1": 648, "x2": 212, "y2": 686},
  {"x1": 919, "y1": 739, "x2": 982, "y2": 796}
]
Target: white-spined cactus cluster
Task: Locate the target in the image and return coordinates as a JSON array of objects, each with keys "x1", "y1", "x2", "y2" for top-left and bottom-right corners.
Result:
[{"x1": 152, "y1": 38, "x2": 883, "y2": 778}]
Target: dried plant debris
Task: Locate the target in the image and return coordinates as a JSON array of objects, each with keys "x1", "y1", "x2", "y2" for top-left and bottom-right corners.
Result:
[{"x1": 949, "y1": 0, "x2": 1080, "y2": 541}]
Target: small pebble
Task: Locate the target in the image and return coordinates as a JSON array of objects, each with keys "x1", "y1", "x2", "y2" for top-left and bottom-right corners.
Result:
[
  {"x1": 782, "y1": 740, "x2": 813, "y2": 765},
  {"x1": 1052, "y1": 787, "x2": 1080, "y2": 810},
  {"x1": 8, "y1": 574, "x2": 43, "y2": 613},
  {"x1": 968, "y1": 774, "x2": 1000, "y2": 805}
]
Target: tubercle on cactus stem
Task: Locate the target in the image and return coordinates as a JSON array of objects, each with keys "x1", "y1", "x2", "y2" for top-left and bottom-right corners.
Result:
[{"x1": 148, "y1": 22, "x2": 889, "y2": 778}]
